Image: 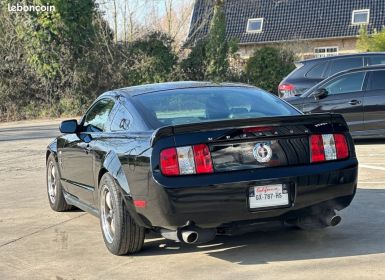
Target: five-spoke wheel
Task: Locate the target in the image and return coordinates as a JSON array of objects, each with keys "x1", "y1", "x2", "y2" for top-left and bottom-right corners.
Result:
[
  {"x1": 99, "y1": 173, "x2": 145, "y2": 255},
  {"x1": 46, "y1": 154, "x2": 72, "y2": 211}
]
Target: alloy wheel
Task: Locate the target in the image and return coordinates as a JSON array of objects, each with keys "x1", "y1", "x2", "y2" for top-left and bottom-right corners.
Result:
[{"x1": 100, "y1": 185, "x2": 116, "y2": 244}]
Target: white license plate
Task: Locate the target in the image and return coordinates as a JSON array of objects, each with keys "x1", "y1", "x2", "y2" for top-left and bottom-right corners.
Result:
[{"x1": 249, "y1": 184, "x2": 289, "y2": 209}]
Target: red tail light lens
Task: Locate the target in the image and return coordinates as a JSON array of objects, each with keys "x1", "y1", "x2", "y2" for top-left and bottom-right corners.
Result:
[
  {"x1": 160, "y1": 147, "x2": 179, "y2": 176},
  {"x1": 160, "y1": 144, "x2": 214, "y2": 176},
  {"x1": 310, "y1": 134, "x2": 349, "y2": 163},
  {"x1": 334, "y1": 134, "x2": 349, "y2": 159},
  {"x1": 193, "y1": 144, "x2": 214, "y2": 174},
  {"x1": 310, "y1": 134, "x2": 325, "y2": 163},
  {"x1": 278, "y1": 83, "x2": 296, "y2": 92}
]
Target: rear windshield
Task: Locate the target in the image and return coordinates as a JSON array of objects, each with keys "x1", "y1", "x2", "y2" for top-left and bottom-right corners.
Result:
[{"x1": 133, "y1": 87, "x2": 300, "y2": 128}]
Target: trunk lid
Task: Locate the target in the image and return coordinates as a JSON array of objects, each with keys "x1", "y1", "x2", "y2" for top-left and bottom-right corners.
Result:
[{"x1": 151, "y1": 114, "x2": 352, "y2": 173}]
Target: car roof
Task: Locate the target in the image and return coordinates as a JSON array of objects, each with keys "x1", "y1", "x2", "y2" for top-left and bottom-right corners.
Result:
[
  {"x1": 102, "y1": 81, "x2": 256, "y2": 98},
  {"x1": 298, "y1": 52, "x2": 385, "y2": 64}
]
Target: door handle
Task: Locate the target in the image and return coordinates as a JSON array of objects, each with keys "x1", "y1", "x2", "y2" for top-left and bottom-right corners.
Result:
[{"x1": 348, "y1": 100, "x2": 361, "y2": 105}]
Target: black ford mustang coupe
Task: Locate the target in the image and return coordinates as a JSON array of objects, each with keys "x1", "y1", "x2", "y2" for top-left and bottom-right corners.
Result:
[{"x1": 46, "y1": 82, "x2": 358, "y2": 255}]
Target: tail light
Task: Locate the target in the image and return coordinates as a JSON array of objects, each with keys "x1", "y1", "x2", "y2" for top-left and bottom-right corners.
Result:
[
  {"x1": 334, "y1": 134, "x2": 349, "y2": 159},
  {"x1": 160, "y1": 148, "x2": 179, "y2": 176},
  {"x1": 278, "y1": 84, "x2": 296, "y2": 92},
  {"x1": 310, "y1": 134, "x2": 325, "y2": 163},
  {"x1": 310, "y1": 134, "x2": 349, "y2": 163},
  {"x1": 193, "y1": 144, "x2": 214, "y2": 174},
  {"x1": 160, "y1": 144, "x2": 214, "y2": 176},
  {"x1": 278, "y1": 83, "x2": 296, "y2": 98}
]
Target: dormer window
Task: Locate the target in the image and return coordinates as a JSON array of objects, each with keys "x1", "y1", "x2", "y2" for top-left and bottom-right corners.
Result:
[
  {"x1": 247, "y1": 18, "x2": 264, "y2": 33},
  {"x1": 352, "y1": 9, "x2": 370, "y2": 25}
]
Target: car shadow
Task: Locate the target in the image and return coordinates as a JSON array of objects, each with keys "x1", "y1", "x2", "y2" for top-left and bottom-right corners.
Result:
[{"x1": 137, "y1": 188, "x2": 385, "y2": 265}]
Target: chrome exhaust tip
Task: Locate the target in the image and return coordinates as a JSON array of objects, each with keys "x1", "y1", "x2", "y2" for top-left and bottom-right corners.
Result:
[
  {"x1": 324, "y1": 214, "x2": 342, "y2": 227},
  {"x1": 181, "y1": 230, "x2": 199, "y2": 244}
]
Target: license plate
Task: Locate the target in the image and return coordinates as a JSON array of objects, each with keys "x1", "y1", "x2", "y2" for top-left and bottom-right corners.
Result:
[{"x1": 249, "y1": 184, "x2": 289, "y2": 209}]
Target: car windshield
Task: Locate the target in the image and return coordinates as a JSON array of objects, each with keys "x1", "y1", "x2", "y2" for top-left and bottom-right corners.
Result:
[{"x1": 133, "y1": 87, "x2": 300, "y2": 128}]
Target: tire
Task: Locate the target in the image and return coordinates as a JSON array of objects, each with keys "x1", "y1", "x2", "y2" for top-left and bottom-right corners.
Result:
[
  {"x1": 46, "y1": 154, "x2": 72, "y2": 212},
  {"x1": 99, "y1": 173, "x2": 145, "y2": 255}
]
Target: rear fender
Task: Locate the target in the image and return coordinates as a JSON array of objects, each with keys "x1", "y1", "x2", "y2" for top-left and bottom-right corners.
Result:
[{"x1": 102, "y1": 151, "x2": 130, "y2": 195}]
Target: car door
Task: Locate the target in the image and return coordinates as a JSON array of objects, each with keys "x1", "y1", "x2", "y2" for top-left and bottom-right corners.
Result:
[
  {"x1": 363, "y1": 69, "x2": 385, "y2": 134},
  {"x1": 59, "y1": 98, "x2": 116, "y2": 207},
  {"x1": 302, "y1": 71, "x2": 366, "y2": 133}
]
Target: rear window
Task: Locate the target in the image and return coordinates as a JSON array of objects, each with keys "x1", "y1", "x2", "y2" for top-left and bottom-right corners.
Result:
[
  {"x1": 329, "y1": 57, "x2": 363, "y2": 76},
  {"x1": 133, "y1": 87, "x2": 300, "y2": 128},
  {"x1": 306, "y1": 62, "x2": 328, "y2": 79}
]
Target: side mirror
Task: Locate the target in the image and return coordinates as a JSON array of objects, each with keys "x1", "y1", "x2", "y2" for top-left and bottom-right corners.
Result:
[
  {"x1": 314, "y1": 88, "x2": 328, "y2": 100},
  {"x1": 59, "y1": 119, "x2": 79, "y2": 134}
]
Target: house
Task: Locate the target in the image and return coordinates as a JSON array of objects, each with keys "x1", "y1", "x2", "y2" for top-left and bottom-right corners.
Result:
[{"x1": 188, "y1": 0, "x2": 385, "y2": 60}]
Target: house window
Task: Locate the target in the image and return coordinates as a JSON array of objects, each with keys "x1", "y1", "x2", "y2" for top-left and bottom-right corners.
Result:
[
  {"x1": 352, "y1": 9, "x2": 370, "y2": 25},
  {"x1": 246, "y1": 18, "x2": 264, "y2": 33},
  {"x1": 314, "y1": 47, "x2": 339, "y2": 58}
]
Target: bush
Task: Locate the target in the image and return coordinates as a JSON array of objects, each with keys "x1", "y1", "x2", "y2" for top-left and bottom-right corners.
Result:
[{"x1": 245, "y1": 47, "x2": 295, "y2": 94}]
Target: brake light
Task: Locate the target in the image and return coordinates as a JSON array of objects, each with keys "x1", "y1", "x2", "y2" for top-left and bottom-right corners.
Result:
[
  {"x1": 193, "y1": 144, "x2": 214, "y2": 174},
  {"x1": 310, "y1": 134, "x2": 349, "y2": 163},
  {"x1": 160, "y1": 144, "x2": 213, "y2": 176},
  {"x1": 310, "y1": 135, "x2": 325, "y2": 163},
  {"x1": 278, "y1": 83, "x2": 296, "y2": 92},
  {"x1": 334, "y1": 134, "x2": 349, "y2": 159},
  {"x1": 243, "y1": 126, "x2": 273, "y2": 133},
  {"x1": 160, "y1": 148, "x2": 179, "y2": 176}
]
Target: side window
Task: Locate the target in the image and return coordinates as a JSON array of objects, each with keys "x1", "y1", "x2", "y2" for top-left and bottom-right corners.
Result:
[
  {"x1": 329, "y1": 57, "x2": 363, "y2": 76},
  {"x1": 367, "y1": 70, "x2": 385, "y2": 91},
  {"x1": 368, "y1": 56, "x2": 385, "y2": 66},
  {"x1": 111, "y1": 105, "x2": 132, "y2": 132},
  {"x1": 324, "y1": 72, "x2": 366, "y2": 95},
  {"x1": 306, "y1": 62, "x2": 328, "y2": 79},
  {"x1": 83, "y1": 99, "x2": 115, "y2": 132}
]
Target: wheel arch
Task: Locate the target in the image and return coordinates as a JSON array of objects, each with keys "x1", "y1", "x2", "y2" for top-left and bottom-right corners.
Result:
[
  {"x1": 46, "y1": 140, "x2": 58, "y2": 162},
  {"x1": 99, "y1": 151, "x2": 150, "y2": 228}
]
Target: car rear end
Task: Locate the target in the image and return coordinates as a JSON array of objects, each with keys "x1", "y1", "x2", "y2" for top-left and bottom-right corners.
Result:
[
  {"x1": 131, "y1": 86, "x2": 358, "y2": 235},
  {"x1": 279, "y1": 60, "x2": 325, "y2": 99}
]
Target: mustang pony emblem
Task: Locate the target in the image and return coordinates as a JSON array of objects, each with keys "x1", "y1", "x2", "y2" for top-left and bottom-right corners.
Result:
[{"x1": 253, "y1": 142, "x2": 273, "y2": 163}]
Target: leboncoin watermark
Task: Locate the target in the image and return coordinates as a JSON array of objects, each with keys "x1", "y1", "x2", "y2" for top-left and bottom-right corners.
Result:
[{"x1": 7, "y1": 3, "x2": 55, "y2": 13}]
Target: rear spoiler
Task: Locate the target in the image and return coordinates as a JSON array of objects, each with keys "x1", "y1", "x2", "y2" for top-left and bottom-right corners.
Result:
[{"x1": 150, "y1": 113, "x2": 348, "y2": 147}]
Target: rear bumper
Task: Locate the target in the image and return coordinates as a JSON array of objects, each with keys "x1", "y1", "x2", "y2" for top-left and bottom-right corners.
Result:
[{"x1": 134, "y1": 159, "x2": 358, "y2": 229}]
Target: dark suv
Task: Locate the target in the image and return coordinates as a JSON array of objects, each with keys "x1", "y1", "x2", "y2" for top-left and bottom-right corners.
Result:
[
  {"x1": 279, "y1": 53, "x2": 385, "y2": 98},
  {"x1": 286, "y1": 65, "x2": 385, "y2": 138}
]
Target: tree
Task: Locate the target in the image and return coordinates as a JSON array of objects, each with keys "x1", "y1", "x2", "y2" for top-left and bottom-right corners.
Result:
[
  {"x1": 179, "y1": 39, "x2": 208, "y2": 80},
  {"x1": 245, "y1": 47, "x2": 295, "y2": 94},
  {"x1": 357, "y1": 25, "x2": 385, "y2": 52},
  {"x1": 124, "y1": 32, "x2": 178, "y2": 85},
  {"x1": 204, "y1": 0, "x2": 229, "y2": 81}
]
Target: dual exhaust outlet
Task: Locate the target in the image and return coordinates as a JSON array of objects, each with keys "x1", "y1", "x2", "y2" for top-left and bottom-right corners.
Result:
[{"x1": 161, "y1": 211, "x2": 342, "y2": 243}]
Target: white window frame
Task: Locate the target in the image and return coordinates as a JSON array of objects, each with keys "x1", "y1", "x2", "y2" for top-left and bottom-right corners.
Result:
[
  {"x1": 314, "y1": 46, "x2": 339, "y2": 58},
  {"x1": 352, "y1": 9, "x2": 370, "y2": 25},
  {"x1": 246, "y1": 18, "x2": 264, "y2": 33}
]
